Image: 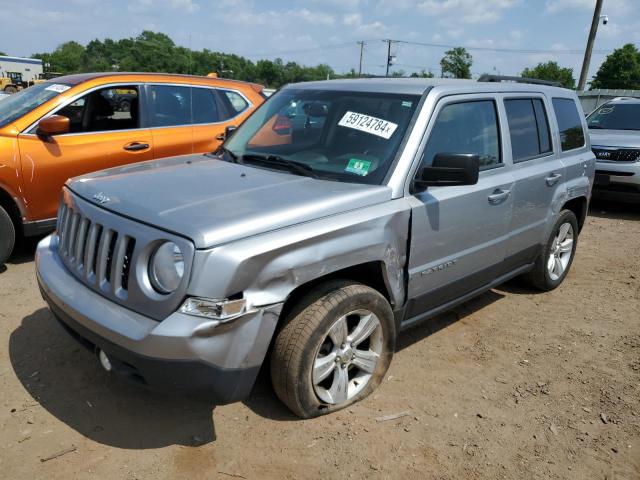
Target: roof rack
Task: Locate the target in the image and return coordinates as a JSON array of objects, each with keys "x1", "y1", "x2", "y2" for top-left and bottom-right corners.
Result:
[{"x1": 477, "y1": 74, "x2": 563, "y2": 88}]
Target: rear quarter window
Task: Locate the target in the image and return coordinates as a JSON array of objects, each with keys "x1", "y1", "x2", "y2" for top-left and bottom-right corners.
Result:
[{"x1": 552, "y1": 98, "x2": 585, "y2": 151}]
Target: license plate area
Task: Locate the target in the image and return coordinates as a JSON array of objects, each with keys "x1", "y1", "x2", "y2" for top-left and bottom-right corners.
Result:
[{"x1": 594, "y1": 173, "x2": 611, "y2": 186}]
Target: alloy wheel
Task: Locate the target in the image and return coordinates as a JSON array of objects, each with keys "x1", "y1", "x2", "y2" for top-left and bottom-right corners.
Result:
[
  {"x1": 312, "y1": 309, "x2": 383, "y2": 405},
  {"x1": 547, "y1": 222, "x2": 574, "y2": 281}
]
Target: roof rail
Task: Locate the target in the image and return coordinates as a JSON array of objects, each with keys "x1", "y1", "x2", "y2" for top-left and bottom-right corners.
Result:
[{"x1": 477, "y1": 74, "x2": 563, "y2": 88}]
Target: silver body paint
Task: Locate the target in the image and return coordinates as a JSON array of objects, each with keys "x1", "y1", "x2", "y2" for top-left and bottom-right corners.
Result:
[{"x1": 36, "y1": 78, "x2": 595, "y2": 402}]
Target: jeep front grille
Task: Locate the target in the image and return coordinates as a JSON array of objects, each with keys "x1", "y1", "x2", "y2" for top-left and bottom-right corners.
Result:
[
  {"x1": 57, "y1": 202, "x2": 136, "y2": 297},
  {"x1": 55, "y1": 189, "x2": 194, "y2": 321},
  {"x1": 592, "y1": 147, "x2": 640, "y2": 162}
]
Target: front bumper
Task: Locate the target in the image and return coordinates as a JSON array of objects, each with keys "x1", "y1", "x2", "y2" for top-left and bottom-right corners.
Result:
[
  {"x1": 593, "y1": 160, "x2": 640, "y2": 202},
  {"x1": 36, "y1": 235, "x2": 282, "y2": 403}
]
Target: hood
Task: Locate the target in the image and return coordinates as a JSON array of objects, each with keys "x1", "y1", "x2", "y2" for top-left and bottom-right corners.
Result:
[
  {"x1": 67, "y1": 155, "x2": 393, "y2": 248},
  {"x1": 589, "y1": 129, "x2": 640, "y2": 149}
]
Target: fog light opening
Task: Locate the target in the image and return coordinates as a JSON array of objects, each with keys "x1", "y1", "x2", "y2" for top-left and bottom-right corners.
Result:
[{"x1": 98, "y1": 350, "x2": 112, "y2": 372}]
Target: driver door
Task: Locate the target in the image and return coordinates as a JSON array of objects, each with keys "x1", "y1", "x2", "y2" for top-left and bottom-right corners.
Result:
[
  {"x1": 406, "y1": 95, "x2": 515, "y2": 322},
  {"x1": 17, "y1": 84, "x2": 154, "y2": 221}
]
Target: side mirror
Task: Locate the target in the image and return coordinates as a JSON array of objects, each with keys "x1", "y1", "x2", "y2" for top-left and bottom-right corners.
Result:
[
  {"x1": 413, "y1": 153, "x2": 480, "y2": 191},
  {"x1": 37, "y1": 115, "x2": 70, "y2": 137},
  {"x1": 224, "y1": 125, "x2": 237, "y2": 140}
]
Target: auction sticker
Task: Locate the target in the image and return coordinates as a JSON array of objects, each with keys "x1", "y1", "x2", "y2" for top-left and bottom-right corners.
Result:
[
  {"x1": 45, "y1": 84, "x2": 71, "y2": 93},
  {"x1": 338, "y1": 111, "x2": 398, "y2": 139}
]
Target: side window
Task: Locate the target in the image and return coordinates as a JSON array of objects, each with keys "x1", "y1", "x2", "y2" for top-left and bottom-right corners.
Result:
[
  {"x1": 222, "y1": 90, "x2": 249, "y2": 114},
  {"x1": 191, "y1": 87, "x2": 219, "y2": 124},
  {"x1": 422, "y1": 100, "x2": 501, "y2": 169},
  {"x1": 552, "y1": 98, "x2": 586, "y2": 151},
  {"x1": 148, "y1": 85, "x2": 191, "y2": 127},
  {"x1": 56, "y1": 85, "x2": 139, "y2": 133},
  {"x1": 504, "y1": 98, "x2": 552, "y2": 163}
]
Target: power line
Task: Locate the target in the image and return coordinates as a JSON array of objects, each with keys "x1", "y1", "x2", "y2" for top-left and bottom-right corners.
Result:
[{"x1": 393, "y1": 39, "x2": 610, "y2": 55}]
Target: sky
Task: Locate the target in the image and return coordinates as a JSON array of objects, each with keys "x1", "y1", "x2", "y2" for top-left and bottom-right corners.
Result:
[{"x1": 0, "y1": 0, "x2": 638, "y2": 83}]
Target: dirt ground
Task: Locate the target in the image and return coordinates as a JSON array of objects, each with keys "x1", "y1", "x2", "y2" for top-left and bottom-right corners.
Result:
[{"x1": 0, "y1": 199, "x2": 638, "y2": 480}]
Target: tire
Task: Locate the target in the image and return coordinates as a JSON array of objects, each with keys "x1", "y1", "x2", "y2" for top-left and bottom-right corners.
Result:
[
  {"x1": 270, "y1": 280, "x2": 396, "y2": 418},
  {"x1": 0, "y1": 205, "x2": 16, "y2": 265},
  {"x1": 4, "y1": 86, "x2": 17, "y2": 94},
  {"x1": 119, "y1": 100, "x2": 131, "y2": 112},
  {"x1": 522, "y1": 209, "x2": 579, "y2": 291}
]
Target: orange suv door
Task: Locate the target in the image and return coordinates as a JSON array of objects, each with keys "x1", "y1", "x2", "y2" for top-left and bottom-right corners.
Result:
[{"x1": 17, "y1": 84, "x2": 154, "y2": 221}]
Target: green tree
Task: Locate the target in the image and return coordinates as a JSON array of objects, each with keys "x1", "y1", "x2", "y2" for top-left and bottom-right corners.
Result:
[
  {"x1": 410, "y1": 69, "x2": 435, "y2": 78},
  {"x1": 591, "y1": 43, "x2": 640, "y2": 89},
  {"x1": 27, "y1": 31, "x2": 339, "y2": 88},
  {"x1": 440, "y1": 47, "x2": 472, "y2": 79},
  {"x1": 33, "y1": 41, "x2": 85, "y2": 74},
  {"x1": 521, "y1": 61, "x2": 575, "y2": 89}
]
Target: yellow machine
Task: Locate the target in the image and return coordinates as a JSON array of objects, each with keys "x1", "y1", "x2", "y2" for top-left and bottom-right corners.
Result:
[{"x1": 0, "y1": 72, "x2": 26, "y2": 93}]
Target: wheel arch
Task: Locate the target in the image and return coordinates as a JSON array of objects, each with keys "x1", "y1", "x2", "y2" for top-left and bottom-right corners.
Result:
[
  {"x1": 277, "y1": 261, "x2": 394, "y2": 328},
  {"x1": 561, "y1": 196, "x2": 588, "y2": 232},
  {"x1": 0, "y1": 186, "x2": 23, "y2": 234}
]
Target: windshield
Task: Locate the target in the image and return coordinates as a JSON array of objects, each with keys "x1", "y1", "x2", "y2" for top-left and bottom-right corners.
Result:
[
  {"x1": 223, "y1": 88, "x2": 420, "y2": 184},
  {"x1": 587, "y1": 103, "x2": 640, "y2": 131},
  {"x1": 0, "y1": 82, "x2": 72, "y2": 128}
]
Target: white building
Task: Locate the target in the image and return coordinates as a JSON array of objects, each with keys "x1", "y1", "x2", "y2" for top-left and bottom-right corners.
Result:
[{"x1": 0, "y1": 56, "x2": 43, "y2": 82}]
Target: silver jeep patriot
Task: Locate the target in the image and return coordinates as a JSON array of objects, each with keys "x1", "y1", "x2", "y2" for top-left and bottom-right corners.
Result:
[{"x1": 36, "y1": 78, "x2": 595, "y2": 418}]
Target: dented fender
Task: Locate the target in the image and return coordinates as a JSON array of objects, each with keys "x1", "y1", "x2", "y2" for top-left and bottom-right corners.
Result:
[{"x1": 187, "y1": 198, "x2": 413, "y2": 310}]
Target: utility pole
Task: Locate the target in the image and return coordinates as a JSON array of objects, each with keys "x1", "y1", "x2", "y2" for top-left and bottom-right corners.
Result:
[
  {"x1": 578, "y1": 0, "x2": 604, "y2": 91},
  {"x1": 357, "y1": 41, "x2": 364, "y2": 77},
  {"x1": 385, "y1": 39, "x2": 393, "y2": 77}
]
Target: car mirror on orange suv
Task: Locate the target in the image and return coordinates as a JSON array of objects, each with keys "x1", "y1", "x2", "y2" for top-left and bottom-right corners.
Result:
[{"x1": 37, "y1": 115, "x2": 70, "y2": 137}]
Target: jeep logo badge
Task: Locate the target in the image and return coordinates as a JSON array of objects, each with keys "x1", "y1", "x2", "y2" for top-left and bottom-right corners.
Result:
[{"x1": 92, "y1": 192, "x2": 111, "y2": 204}]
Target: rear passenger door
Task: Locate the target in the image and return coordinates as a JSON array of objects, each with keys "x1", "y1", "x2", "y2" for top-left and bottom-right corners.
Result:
[
  {"x1": 406, "y1": 96, "x2": 515, "y2": 320},
  {"x1": 502, "y1": 95, "x2": 565, "y2": 264},
  {"x1": 146, "y1": 84, "x2": 194, "y2": 158}
]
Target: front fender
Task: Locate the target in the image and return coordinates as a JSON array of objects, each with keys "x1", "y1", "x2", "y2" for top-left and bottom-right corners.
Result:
[{"x1": 187, "y1": 199, "x2": 412, "y2": 309}]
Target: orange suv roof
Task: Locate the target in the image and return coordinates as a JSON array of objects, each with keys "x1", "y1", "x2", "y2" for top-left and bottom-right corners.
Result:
[{"x1": 52, "y1": 72, "x2": 264, "y2": 91}]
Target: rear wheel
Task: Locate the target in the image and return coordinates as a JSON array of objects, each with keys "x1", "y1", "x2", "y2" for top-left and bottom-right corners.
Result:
[
  {"x1": 522, "y1": 209, "x2": 578, "y2": 291},
  {"x1": 0, "y1": 205, "x2": 16, "y2": 265},
  {"x1": 270, "y1": 281, "x2": 395, "y2": 418},
  {"x1": 4, "y1": 86, "x2": 17, "y2": 94}
]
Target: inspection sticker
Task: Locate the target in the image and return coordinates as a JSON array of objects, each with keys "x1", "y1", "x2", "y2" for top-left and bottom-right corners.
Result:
[
  {"x1": 345, "y1": 158, "x2": 372, "y2": 176},
  {"x1": 338, "y1": 111, "x2": 398, "y2": 139},
  {"x1": 45, "y1": 84, "x2": 71, "y2": 93}
]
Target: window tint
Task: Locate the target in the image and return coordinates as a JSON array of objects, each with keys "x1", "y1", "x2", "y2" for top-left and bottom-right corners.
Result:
[
  {"x1": 533, "y1": 99, "x2": 551, "y2": 153},
  {"x1": 148, "y1": 85, "x2": 191, "y2": 127},
  {"x1": 422, "y1": 100, "x2": 500, "y2": 169},
  {"x1": 223, "y1": 90, "x2": 249, "y2": 113},
  {"x1": 504, "y1": 98, "x2": 552, "y2": 162},
  {"x1": 552, "y1": 98, "x2": 585, "y2": 151},
  {"x1": 55, "y1": 86, "x2": 139, "y2": 134},
  {"x1": 191, "y1": 87, "x2": 219, "y2": 124}
]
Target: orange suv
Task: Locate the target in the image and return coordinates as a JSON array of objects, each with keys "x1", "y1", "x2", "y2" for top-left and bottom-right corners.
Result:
[{"x1": 0, "y1": 72, "x2": 265, "y2": 264}]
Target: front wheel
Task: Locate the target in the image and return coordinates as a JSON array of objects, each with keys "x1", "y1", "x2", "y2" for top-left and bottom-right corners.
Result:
[
  {"x1": 0, "y1": 205, "x2": 16, "y2": 265},
  {"x1": 270, "y1": 281, "x2": 395, "y2": 418},
  {"x1": 522, "y1": 209, "x2": 579, "y2": 291}
]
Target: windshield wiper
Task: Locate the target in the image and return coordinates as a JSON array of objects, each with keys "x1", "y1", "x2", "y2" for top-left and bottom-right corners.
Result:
[
  {"x1": 210, "y1": 145, "x2": 239, "y2": 162},
  {"x1": 241, "y1": 154, "x2": 319, "y2": 179},
  {"x1": 588, "y1": 125, "x2": 604, "y2": 129}
]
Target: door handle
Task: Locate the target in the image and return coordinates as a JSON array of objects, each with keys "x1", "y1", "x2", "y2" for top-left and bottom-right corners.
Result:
[
  {"x1": 123, "y1": 142, "x2": 150, "y2": 152},
  {"x1": 546, "y1": 173, "x2": 562, "y2": 186},
  {"x1": 488, "y1": 189, "x2": 511, "y2": 204}
]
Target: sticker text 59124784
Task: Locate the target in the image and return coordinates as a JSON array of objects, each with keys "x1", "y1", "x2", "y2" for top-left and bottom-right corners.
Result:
[{"x1": 338, "y1": 111, "x2": 398, "y2": 140}]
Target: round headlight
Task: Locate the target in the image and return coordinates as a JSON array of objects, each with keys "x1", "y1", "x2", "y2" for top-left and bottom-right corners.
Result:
[{"x1": 149, "y1": 242, "x2": 184, "y2": 294}]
